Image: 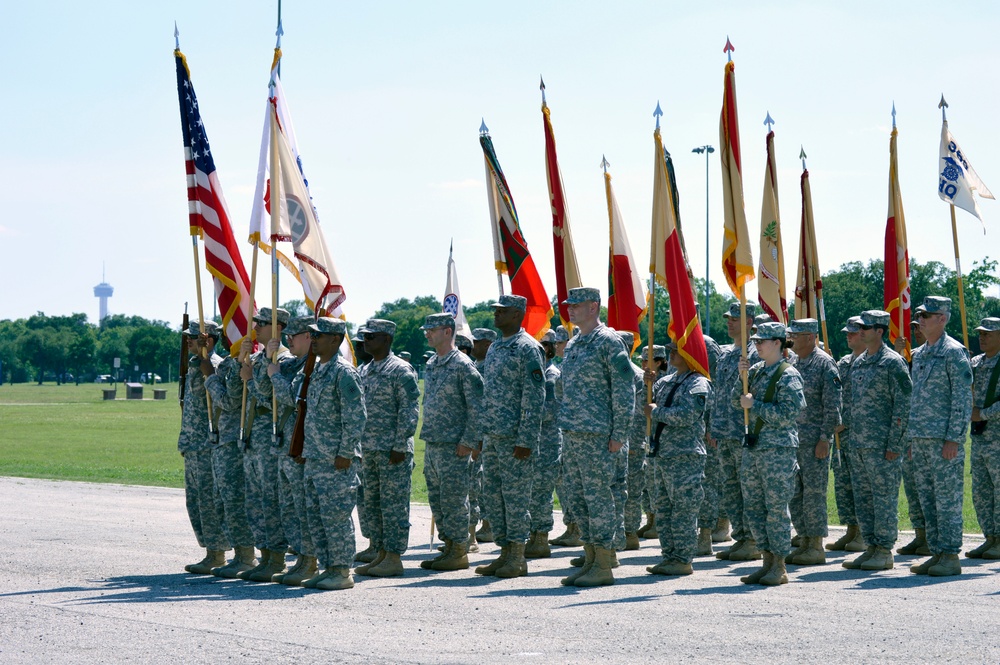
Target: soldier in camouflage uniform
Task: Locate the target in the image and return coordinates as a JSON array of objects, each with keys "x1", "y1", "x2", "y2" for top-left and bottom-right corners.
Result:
[
  {"x1": 351, "y1": 319, "x2": 420, "y2": 577},
  {"x1": 637, "y1": 344, "x2": 668, "y2": 540},
  {"x1": 419, "y1": 313, "x2": 484, "y2": 572},
  {"x1": 712, "y1": 302, "x2": 762, "y2": 562},
  {"x1": 525, "y1": 329, "x2": 562, "y2": 559},
  {"x1": 237, "y1": 307, "x2": 293, "y2": 582},
  {"x1": 456, "y1": 332, "x2": 474, "y2": 356},
  {"x1": 203, "y1": 327, "x2": 257, "y2": 578},
  {"x1": 298, "y1": 317, "x2": 367, "y2": 591},
  {"x1": 179, "y1": 321, "x2": 228, "y2": 574},
  {"x1": 735, "y1": 322, "x2": 807, "y2": 586},
  {"x1": 785, "y1": 319, "x2": 842, "y2": 566},
  {"x1": 351, "y1": 329, "x2": 377, "y2": 564},
  {"x1": 475, "y1": 295, "x2": 545, "y2": 578},
  {"x1": 550, "y1": 324, "x2": 583, "y2": 547},
  {"x1": 967, "y1": 317, "x2": 1000, "y2": 559},
  {"x1": 645, "y1": 341, "x2": 713, "y2": 575},
  {"x1": 470, "y1": 328, "x2": 495, "y2": 548},
  {"x1": 557, "y1": 288, "x2": 635, "y2": 587},
  {"x1": 897, "y1": 308, "x2": 930, "y2": 555},
  {"x1": 908, "y1": 296, "x2": 973, "y2": 577},
  {"x1": 699, "y1": 333, "x2": 726, "y2": 548},
  {"x1": 618, "y1": 332, "x2": 647, "y2": 552}
]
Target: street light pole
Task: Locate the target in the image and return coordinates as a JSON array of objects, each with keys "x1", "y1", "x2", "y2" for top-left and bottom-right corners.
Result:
[{"x1": 692, "y1": 145, "x2": 714, "y2": 336}]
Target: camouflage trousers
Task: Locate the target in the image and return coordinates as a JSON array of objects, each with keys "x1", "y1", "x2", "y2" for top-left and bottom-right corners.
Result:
[
  {"x1": 971, "y1": 435, "x2": 1000, "y2": 535},
  {"x1": 901, "y1": 444, "x2": 925, "y2": 530},
  {"x1": 529, "y1": 433, "x2": 561, "y2": 533},
  {"x1": 741, "y1": 446, "x2": 797, "y2": 557},
  {"x1": 249, "y1": 444, "x2": 288, "y2": 553},
  {"x1": 241, "y1": 448, "x2": 266, "y2": 548},
  {"x1": 211, "y1": 440, "x2": 253, "y2": 549},
  {"x1": 612, "y1": 444, "x2": 628, "y2": 549},
  {"x1": 482, "y1": 435, "x2": 534, "y2": 546},
  {"x1": 555, "y1": 457, "x2": 575, "y2": 526},
  {"x1": 831, "y1": 440, "x2": 858, "y2": 525},
  {"x1": 848, "y1": 448, "x2": 901, "y2": 549},
  {"x1": 303, "y1": 457, "x2": 360, "y2": 569},
  {"x1": 789, "y1": 442, "x2": 831, "y2": 538},
  {"x1": 357, "y1": 475, "x2": 371, "y2": 539},
  {"x1": 698, "y1": 443, "x2": 722, "y2": 529},
  {"x1": 423, "y1": 442, "x2": 472, "y2": 545},
  {"x1": 719, "y1": 438, "x2": 749, "y2": 542},
  {"x1": 278, "y1": 455, "x2": 307, "y2": 555},
  {"x1": 562, "y1": 432, "x2": 621, "y2": 549},
  {"x1": 362, "y1": 450, "x2": 414, "y2": 554},
  {"x1": 469, "y1": 455, "x2": 484, "y2": 527},
  {"x1": 911, "y1": 438, "x2": 965, "y2": 555},
  {"x1": 183, "y1": 449, "x2": 228, "y2": 551},
  {"x1": 641, "y1": 457, "x2": 655, "y2": 514},
  {"x1": 653, "y1": 453, "x2": 705, "y2": 564},
  {"x1": 624, "y1": 448, "x2": 645, "y2": 534}
]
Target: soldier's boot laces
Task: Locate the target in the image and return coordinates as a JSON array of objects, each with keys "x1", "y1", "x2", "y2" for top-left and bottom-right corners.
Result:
[
  {"x1": 212, "y1": 546, "x2": 256, "y2": 578},
  {"x1": 185, "y1": 549, "x2": 226, "y2": 575},
  {"x1": 315, "y1": 566, "x2": 354, "y2": 591},
  {"x1": 249, "y1": 549, "x2": 286, "y2": 582},
  {"x1": 861, "y1": 546, "x2": 894, "y2": 571},
  {"x1": 574, "y1": 546, "x2": 615, "y2": 587},
  {"x1": 759, "y1": 554, "x2": 788, "y2": 586},
  {"x1": 927, "y1": 553, "x2": 961, "y2": 577},
  {"x1": 740, "y1": 551, "x2": 774, "y2": 584},
  {"x1": 696, "y1": 528, "x2": 713, "y2": 556},
  {"x1": 354, "y1": 542, "x2": 378, "y2": 563},
  {"x1": 712, "y1": 517, "x2": 732, "y2": 543},
  {"x1": 495, "y1": 542, "x2": 529, "y2": 578},
  {"x1": 842, "y1": 545, "x2": 876, "y2": 570},
  {"x1": 729, "y1": 538, "x2": 762, "y2": 561},
  {"x1": 827, "y1": 524, "x2": 860, "y2": 551},
  {"x1": 476, "y1": 520, "x2": 494, "y2": 543},
  {"x1": 367, "y1": 551, "x2": 404, "y2": 577},
  {"x1": 792, "y1": 536, "x2": 826, "y2": 566},
  {"x1": 909, "y1": 553, "x2": 941, "y2": 575},
  {"x1": 432, "y1": 541, "x2": 470, "y2": 571},
  {"x1": 281, "y1": 556, "x2": 317, "y2": 586},
  {"x1": 421, "y1": 540, "x2": 451, "y2": 569},
  {"x1": 897, "y1": 528, "x2": 928, "y2": 555},
  {"x1": 525, "y1": 532, "x2": 551, "y2": 559},
  {"x1": 475, "y1": 544, "x2": 509, "y2": 576},
  {"x1": 561, "y1": 544, "x2": 594, "y2": 586},
  {"x1": 966, "y1": 535, "x2": 995, "y2": 559},
  {"x1": 355, "y1": 550, "x2": 387, "y2": 576},
  {"x1": 236, "y1": 548, "x2": 271, "y2": 580}
]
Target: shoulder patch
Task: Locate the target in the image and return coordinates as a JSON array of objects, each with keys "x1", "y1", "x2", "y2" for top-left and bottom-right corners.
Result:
[{"x1": 532, "y1": 368, "x2": 544, "y2": 383}]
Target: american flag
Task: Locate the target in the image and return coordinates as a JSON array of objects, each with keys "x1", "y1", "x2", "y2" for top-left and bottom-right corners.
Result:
[{"x1": 175, "y1": 49, "x2": 254, "y2": 352}]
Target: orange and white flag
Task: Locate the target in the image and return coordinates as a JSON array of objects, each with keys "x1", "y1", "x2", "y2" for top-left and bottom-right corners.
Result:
[{"x1": 719, "y1": 59, "x2": 754, "y2": 298}]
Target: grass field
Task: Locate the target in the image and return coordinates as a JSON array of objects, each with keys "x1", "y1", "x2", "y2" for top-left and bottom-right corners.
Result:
[{"x1": 0, "y1": 382, "x2": 980, "y2": 532}]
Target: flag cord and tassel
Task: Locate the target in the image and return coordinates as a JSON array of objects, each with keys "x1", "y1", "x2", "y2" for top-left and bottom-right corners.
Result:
[
  {"x1": 190, "y1": 235, "x2": 215, "y2": 434},
  {"x1": 950, "y1": 204, "x2": 970, "y2": 348}
]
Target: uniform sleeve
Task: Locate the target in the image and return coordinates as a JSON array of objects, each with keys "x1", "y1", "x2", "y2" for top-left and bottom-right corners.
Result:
[
  {"x1": 887, "y1": 358, "x2": 913, "y2": 454},
  {"x1": 608, "y1": 341, "x2": 637, "y2": 443},
  {"x1": 945, "y1": 348, "x2": 974, "y2": 442},
  {"x1": 271, "y1": 363, "x2": 297, "y2": 408},
  {"x1": 394, "y1": 366, "x2": 421, "y2": 452},
  {"x1": 821, "y1": 360, "x2": 843, "y2": 441},
  {"x1": 516, "y1": 344, "x2": 546, "y2": 451},
  {"x1": 460, "y1": 363, "x2": 485, "y2": 448},
  {"x1": 650, "y1": 378, "x2": 710, "y2": 428},
  {"x1": 749, "y1": 372, "x2": 806, "y2": 428},
  {"x1": 337, "y1": 367, "x2": 367, "y2": 459}
]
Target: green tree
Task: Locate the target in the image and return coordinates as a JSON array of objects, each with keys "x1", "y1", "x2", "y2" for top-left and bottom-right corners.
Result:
[
  {"x1": 18, "y1": 329, "x2": 67, "y2": 384},
  {"x1": 372, "y1": 296, "x2": 440, "y2": 360}
]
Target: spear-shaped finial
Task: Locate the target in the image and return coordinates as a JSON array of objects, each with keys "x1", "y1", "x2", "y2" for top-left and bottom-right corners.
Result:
[
  {"x1": 892, "y1": 101, "x2": 897, "y2": 129},
  {"x1": 276, "y1": 0, "x2": 284, "y2": 48},
  {"x1": 724, "y1": 37, "x2": 735, "y2": 62},
  {"x1": 764, "y1": 111, "x2": 775, "y2": 133},
  {"x1": 540, "y1": 75, "x2": 546, "y2": 104},
  {"x1": 939, "y1": 94, "x2": 949, "y2": 122},
  {"x1": 601, "y1": 155, "x2": 610, "y2": 173},
  {"x1": 799, "y1": 145, "x2": 807, "y2": 170},
  {"x1": 479, "y1": 118, "x2": 489, "y2": 137},
  {"x1": 174, "y1": 22, "x2": 180, "y2": 49},
  {"x1": 654, "y1": 101, "x2": 663, "y2": 130}
]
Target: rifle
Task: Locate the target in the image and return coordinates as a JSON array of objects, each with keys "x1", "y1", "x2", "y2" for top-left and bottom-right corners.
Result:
[
  {"x1": 179, "y1": 303, "x2": 189, "y2": 406},
  {"x1": 288, "y1": 352, "x2": 317, "y2": 459}
]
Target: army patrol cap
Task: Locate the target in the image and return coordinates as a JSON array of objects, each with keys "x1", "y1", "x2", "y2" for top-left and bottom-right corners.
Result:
[
  {"x1": 563, "y1": 287, "x2": 601, "y2": 305},
  {"x1": 787, "y1": 318, "x2": 819, "y2": 334},
  {"x1": 751, "y1": 322, "x2": 787, "y2": 341},
  {"x1": 358, "y1": 319, "x2": 397, "y2": 336},
  {"x1": 663, "y1": 340, "x2": 679, "y2": 353},
  {"x1": 753, "y1": 313, "x2": 773, "y2": 328},
  {"x1": 491, "y1": 294, "x2": 527, "y2": 312},
  {"x1": 399, "y1": 351, "x2": 412, "y2": 361},
  {"x1": 420, "y1": 313, "x2": 456, "y2": 330},
  {"x1": 841, "y1": 316, "x2": 864, "y2": 333},
  {"x1": 307, "y1": 317, "x2": 347, "y2": 335},
  {"x1": 723, "y1": 301, "x2": 759, "y2": 319},
  {"x1": 554, "y1": 325, "x2": 570, "y2": 342},
  {"x1": 253, "y1": 307, "x2": 290, "y2": 327},
  {"x1": 640, "y1": 345, "x2": 667, "y2": 361},
  {"x1": 860, "y1": 310, "x2": 891, "y2": 328},
  {"x1": 616, "y1": 331, "x2": 635, "y2": 349},
  {"x1": 184, "y1": 320, "x2": 221, "y2": 338},
  {"x1": 975, "y1": 317, "x2": 1000, "y2": 333},
  {"x1": 472, "y1": 328, "x2": 497, "y2": 342},
  {"x1": 921, "y1": 296, "x2": 952, "y2": 314},
  {"x1": 284, "y1": 316, "x2": 313, "y2": 336},
  {"x1": 541, "y1": 329, "x2": 557, "y2": 344},
  {"x1": 455, "y1": 333, "x2": 473, "y2": 350}
]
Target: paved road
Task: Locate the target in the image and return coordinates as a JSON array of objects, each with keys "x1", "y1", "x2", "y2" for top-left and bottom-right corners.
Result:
[{"x1": 0, "y1": 476, "x2": 997, "y2": 664}]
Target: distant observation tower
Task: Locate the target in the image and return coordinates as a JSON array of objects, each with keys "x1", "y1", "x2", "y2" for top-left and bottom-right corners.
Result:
[{"x1": 94, "y1": 265, "x2": 113, "y2": 323}]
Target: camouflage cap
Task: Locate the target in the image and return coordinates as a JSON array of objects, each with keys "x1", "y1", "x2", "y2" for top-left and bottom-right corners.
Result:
[
  {"x1": 616, "y1": 331, "x2": 635, "y2": 349},
  {"x1": 921, "y1": 296, "x2": 952, "y2": 314},
  {"x1": 472, "y1": 328, "x2": 497, "y2": 342},
  {"x1": 540, "y1": 329, "x2": 557, "y2": 344},
  {"x1": 787, "y1": 318, "x2": 819, "y2": 334},
  {"x1": 307, "y1": 317, "x2": 347, "y2": 335},
  {"x1": 750, "y1": 321, "x2": 787, "y2": 341},
  {"x1": 860, "y1": 310, "x2": 891, "y2": 327},
  {"x1": 399, "y1": 351, "x2": 412, "y2": 361},
  {"x1": 554, "y1": 325, "x2": 570, "y2": 342},
  {"x1": 420, "y1": 313, "x2": 456, "y2": 330},
  {"x1": 640, "y1": 344, "x2": 667, "y2": 361},
  {"x1": 841, "y1": 316, "x2": 864, "y2": 333},
  {"x1": 975, "y1": 317, "x2": 1000, "y2": 333},
  {"x1": 491, "y1": 294, "x2": 527, "y2": 312},
  {"x1": 423, "y1": 350, "x2": 435, "y2": 360},
  {"x1": 253, "y1": 307, "x2": 290, "y2": 327},
  {"x1": 562, "y1": 287, "x2": 601, "y2": 305},
  {"x1": 284, "y1": 316, "x2": 314, "y2": 336},
  {"x1": 753, "y1": 313, "x2": 774, "y2": 328},
  {"x1": 184, "y1": 320, "x2": 221, "y2": 338},
  {"x1": 723, "y1": 301, "x2": 759, "y2": 319},
  {"x1": 358, "y1": 318, "x2": 397, "y2": 336},
  {"x1": 455, "y1": 333, "x2": 473, "y2": 350}
]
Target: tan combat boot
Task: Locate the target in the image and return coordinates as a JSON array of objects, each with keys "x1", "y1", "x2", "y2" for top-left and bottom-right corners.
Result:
[
  {"x1": 791, "y1": 534, "x2": 802, "y2": 548},
  {"x1": 729, "y1": 539, "x2": 762, "y2": 561},
  {"x1": 792, "y1": 537, "x2": 826, "y2": 565},
  {"x1": 966, "y1": 535, "x2": 995, "y2": 558},
  {"x1": 186, "y1": 549, "x2": 227, "y2": 575},
  {"x1": 861, "y1": 546, "x2": 894, "y2": 571},
  {"x1": 909, "y1": 553, "x2": 941, "y2": 575},
  {"x1": 561, "y1": 523, "x2": 584, "y2": 547},
  {"x1": 355, "y1": 550, "x2": 387, "y2": 576},
  {"x1": 697, "y1": 528, "x2": 713, "y2": 556},
  {"x1": 826, "y1": 524, "x2": 860, "y2": 551},
  {"x1": 281, "y1": 556, "x2": 317, "y2": 586},
  {"x1": 570, "y1": 550, "x2": 587, "y2": 567},
  {"x1": 845, "y1": 527, "x2": 866, "y2": 552},
  {"x1": 658, "y1": 561, "x2": 694, "y2": 576},
  {"x1": 249, "y1": 549, "x2": 286, "y2": 582},
  {"x1": 549, "y1": 523, "x2": 576, "y2": 546},
  {"x1": 842, "y1": 545, "x2": 876, "y2": 569},
  {"x1": 574, "y1": 546, "x2": 615, "y2": 587},
  {"x1": 637, "y1": 513, "x2": 656, "y2": 538},
  {"x1": 475, "y1": 544, "x2": 510, "y2": 576},
  {"x1": 624, "y1": 532, "x2": 641, "y2": 551},
  {"x1": 367, "y1": 551, "x2": 404, "y2": 577},
  {"x1": 301, "y1": 567, "x2": 331, "y2": 588},
  {"x1": 421, "y1": 540, "x2": 451, "y2": 570},
  {"x1": 759, "y1": 555, "x2": 788, "y2": 586},
  {"x1": 525, "y1": 532, "x2": 552, "y2": 559},
  {"x1": 468, "y1": 525, "x2": 480, "y2": 553},
  {"x1": 712, "y1": 517, "x2": 732, "y2": 543},
  {"x1": 561, "y1": 544, "x2": 594, "y2": 586},
  {"x1": 212, "y1": 546, "x2": 256, "y2": 578},
  {"x1": 354, "y1": 542, "x2": 377, "y2": 563},
  {"x1": 433, "y1": 541, "x2": 470, "y2": 571},
  {"x1": 981, "y1": 537, "x2": 1000, "y2": 559},
  {"x1": 646, "y1": 557, "x2": 671, "y2": 575},
  {"x1": 784, "y1": 536, "x2": 809, "y2": 564},
  {"x1": 273, "y1": 554, "x2": 305, "y2": 583},
  {"x1": 716, "y1": 539, "x2": 745, "y2": 560},
  {"x1": 927, "y1": 553, "x2": 961, "y2": 577},
  {"x1": 741, "y1": 551, "x2": 774, "y2": 584},
  {"x1": 315, "y1": 566, "x2": 354, "y2": 590},
  {"x1": 476, "y1": 520, "x2": 494, "y2": 543},
  {"x1": 897, "y1": 528, "x2": 928, "y2": 555},
  {"x1": 237, "y1": 548, "x2": 270, "y2": 580},
  {"x1": 495, "y1": 542, "x2": 528, "y2": 578}
]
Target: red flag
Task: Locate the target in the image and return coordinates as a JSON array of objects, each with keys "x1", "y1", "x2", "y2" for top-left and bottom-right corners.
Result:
[
  {"x1": 605, "y1": 166, "x2": 646, "y2": 353},
  {"x1": 884, "y1": 124, "x2": 911, "y2": 358},
  {"x1": 719, "y1": 60, "x2": 755, "y2": 299}
]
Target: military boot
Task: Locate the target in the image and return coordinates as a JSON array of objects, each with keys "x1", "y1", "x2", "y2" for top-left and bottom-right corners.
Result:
[
  {"x1": 646, "y1": 557, "x2": 671, "y2": 575},
  {"x1": 966, "y1": 535, "x2": 995, "y2": 559},
  {"x1": 928, "y1": 553, "x2": 961, "y2": 577},
  {"x1": 432, "y1": 541, "x2": 470, "y2": 571},
  {"x1": 315, "y1": 566, "x2": 354, "y2": 590},
  {"x1": 759, "y1": 555, "x2": 788, "y2": 586},
  {"x1": 716, "y1": 539, "x2": 745, "y2": 560},
  {"x1": 842, "y1": 545, "x2": 876, "y2": 569},
  {"x1": 784, "y1": 537, "x2": 809, "y2": 564},
  {"x1": 697, "y1": 528, "x2": 713, "y2": 556},
  {"x1": 249, "y1": 548, "x2": 286, "y2": 582},
  {"x1": 237, "y1": 548, "x2": 270, "y2": 580},
  {"x1": 354, "y1": 542, "x2": 377, "y2": 563},
  {"x1": 861, "y1": 546, "x2": 894, "y2": 571},
  {"x1": 281, "y1": 556, "x2": 317, "y2": 586},
  {"x1": 712, "y1": 517, "x2": 732, "y2": 543},
  {"x1": 476, "y1": 520, "x2": 494, "y2": 543},
  {"x1": 355, "y1": 550, "x2": 387, "y2": 576},
  {"x1": 897, "y1": 528, "x2": 929, "y2": 555},
  {"x1": 644, "y1": 518, "x2": 658, "y2": 540},
  {"x1": 301, "y1": 567, "x2": 331, "y2": 588},
  {"x1": 475, "y1": 544, "x2": 510, "y2": 576},
  {"x1": 845, "y1": 527, "x2": 866, "y2": 552},
  {"x1": 561, "y1": 544, "x2": 594, "y2": 586},
  {"x1": 791, "y1": 533, "x2": 802, "y2": 548},
  {"x1": 574, "y1": 546, "x2": 615, "y2": 587},
  {"x1": 185, "y1": 549, "x2": 226, "y2": 575},
  {"x1": 981, "y1": 537, "x2": 1000, "y2": 559},
  {"x1": 570, "y1": 550, "x2": 587, "y2": 567},
  {"x1": 525, "y1": 532, "x2": 551, "y2": 559},
  {"x1": 212, "y1": 546, "x2": 256, "y2": 578},
  {"x1": 658, "y1": 561, "x2": 694, "y2": 576},
  {"x1": 729, "y1": 539, "x2": 762, "y2": 561},
  {"x1": 637, "y1": 513, "x2": 656, "y2": 539},
  {"x1": 909, "y1": 553, "x2": 941, "y2": 575},
  {"x1": 826, "y1": 524, "x2": 860, "y2": 551},
  {"x1": 550, "y1": 523, "x2": 578, "y2": 546},
  {"x1": 741, "y1": 551, "x2": 774, "y2": 584},
  {"x1": 468, "y1": 525, "x2": 480, "y2": 553},
  {"x1": 792, "y1": 537, "x2": 826, "y2": 566},
  {"x1": 273, "y1": 554, "x2": 305, "y2": 583},
  {"x1": 367, "y1": 552, "x2": 404, "y2": 577},
  {"x1": 610, "y1": 550, "x2": 620, "y2": 569},
  {"x1": 495, "y1": 542, "x2": 528, "y2": 578},
  {"x1": 624, "y1": 532, "x2": 641, "y2": 551},
  {"x1": 421, "y1": 540, "x2": 451, "y2": 570}
]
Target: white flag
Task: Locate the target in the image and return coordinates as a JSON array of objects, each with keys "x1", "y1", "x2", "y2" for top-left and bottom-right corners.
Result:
[
  {"x1": 443, "y1": 242, "x2": 472, "y2": 339},
  {"x1": 939, "y1": 121, "x2": 994, "y2": 227}
]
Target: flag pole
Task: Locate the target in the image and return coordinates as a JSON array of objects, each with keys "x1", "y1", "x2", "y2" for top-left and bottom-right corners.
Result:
[
  {"x1": 269, "y1": 103, "x2": 281, "y2": 440},
  {"x1": 647, "y1": 107, "x2": 663, "y2": 442},
  {"x1": 891, "y1": 104, "x2": 906, "y2": 349},
  {"x1": 950, "y1": 203, "x2": 970, "y2": 348},
  {"x1": 240, "y1": 241, "x2": 259, "y2": 441}
]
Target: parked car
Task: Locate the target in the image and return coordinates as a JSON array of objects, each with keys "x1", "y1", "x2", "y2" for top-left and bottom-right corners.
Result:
[{"x1": 95, "y1": 375, "x2": 113, "y2": 383}]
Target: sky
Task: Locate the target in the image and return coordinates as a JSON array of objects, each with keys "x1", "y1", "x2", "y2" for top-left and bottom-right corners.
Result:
[{"x1": 4, "y1": 0, "x2": 1000, "y2": 331}]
